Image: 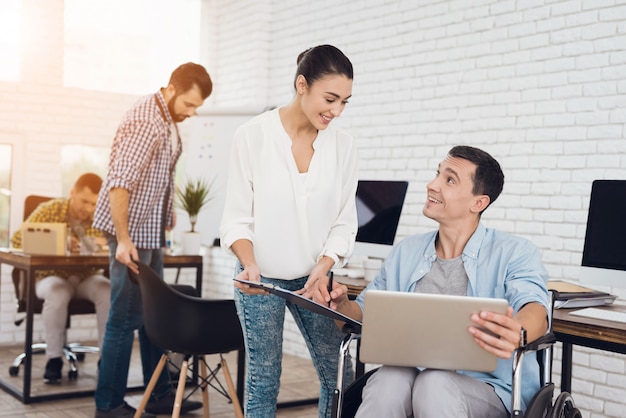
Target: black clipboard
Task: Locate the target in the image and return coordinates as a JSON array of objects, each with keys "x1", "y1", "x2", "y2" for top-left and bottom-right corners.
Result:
[{"x1": 233, "y1": 278, "x2": 362, "y2": 332}]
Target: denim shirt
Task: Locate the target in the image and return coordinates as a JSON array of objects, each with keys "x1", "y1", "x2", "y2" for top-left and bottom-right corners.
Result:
[{"x1": 355, "y1": 223, "x2": 550, "y2": 413}]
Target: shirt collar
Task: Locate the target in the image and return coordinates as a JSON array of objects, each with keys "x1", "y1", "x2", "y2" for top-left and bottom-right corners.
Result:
[
  {"x1": 462, "y1": 223, "x2": 486, "y2": 260},
  {"x1": 425, "y1": 222, "x2": 486, "y2": 261},
  {"x1": 155, "y1": 91, "x2": 173, "y2": 124}
]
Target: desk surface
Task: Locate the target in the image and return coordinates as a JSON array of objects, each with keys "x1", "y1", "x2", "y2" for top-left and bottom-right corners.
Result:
[
  {"x1": 0, "y1": 248, "x2": 204, "y2": 404},
  {"x1": 0, "y1": 249, "x2": 202, "y2": 269},
  {"x1": 335, "y1": 275, "x2": 369, "y2": 299},
  {"x1": 552, "y1": 304, "x2": 626, "y2": 345}
]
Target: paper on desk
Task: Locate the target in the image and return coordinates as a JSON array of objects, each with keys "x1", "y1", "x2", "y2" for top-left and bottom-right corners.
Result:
[
  {"x1": 555, "y1": 296, "x2": 617, "y2": 309},
  {"x1": 548, "y1": 280, "x2": 617, "y2": 309}
]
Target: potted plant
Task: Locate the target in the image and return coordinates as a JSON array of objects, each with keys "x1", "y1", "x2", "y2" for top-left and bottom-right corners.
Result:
[{"x1": 175, "y1": 178, "x2": 214, "y2": 254}]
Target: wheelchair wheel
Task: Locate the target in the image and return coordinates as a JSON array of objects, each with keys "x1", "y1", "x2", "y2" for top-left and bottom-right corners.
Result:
[
  {"x1": 340, "y1": 368, "x2": 379, "y2": 418},
  {"x1": 523, "y1": 383, "x2": 554, "y2": 417},
  {"x1": 549, "y1": 392, "x2": 582, "y2": 418}
]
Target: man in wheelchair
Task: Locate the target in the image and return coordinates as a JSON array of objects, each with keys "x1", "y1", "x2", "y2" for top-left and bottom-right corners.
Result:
[{"x1": 323, "y1": 145, "x2": 551, "y2": 417}]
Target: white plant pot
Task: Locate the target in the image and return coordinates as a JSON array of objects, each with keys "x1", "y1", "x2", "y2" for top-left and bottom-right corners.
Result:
[{"x1": 181, "y1": 231, "x2": 202, "y2": 254}]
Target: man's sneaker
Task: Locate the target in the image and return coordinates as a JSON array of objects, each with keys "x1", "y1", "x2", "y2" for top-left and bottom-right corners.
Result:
[
  {"x1": 94, "y1": 402, "x2": 156, "y2": 418},
  {"x1": 43, "y1": 357, "x2": 63, "y2": 383},
  {"x1": 145, "y1": 392, "x2": 203, "y2": 414}
]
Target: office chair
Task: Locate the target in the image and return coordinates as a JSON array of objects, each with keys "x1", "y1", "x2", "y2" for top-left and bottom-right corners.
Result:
[
  {"x1": 129, "y1": 261, "x2": 244, "y2": 418},
  {"x1": 332, "y1": 291, "x2": 582, "y2": 418},
  {"x1": 8, "y1": 195, "x2": 100, "y2": 380}
]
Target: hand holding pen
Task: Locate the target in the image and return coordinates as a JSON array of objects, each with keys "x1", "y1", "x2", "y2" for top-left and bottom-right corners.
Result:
[{"x1": 327, "y1": 271, "x2": 334, "y2": 307}]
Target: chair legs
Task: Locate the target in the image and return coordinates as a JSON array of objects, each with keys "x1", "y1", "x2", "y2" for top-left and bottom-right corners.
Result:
[
  {"x1": 134, "y1": 354, "x2": 168, "y2": 418},
  {"x1": 8, "y1": 342, "x2": 99, "y2": 379},
  {"x1": 172, "y1": 357, "x2": 191, "y2": 418},
  {"x1": 200, "y1": 360, "x2": 210, "y2": 417},
  {"x1": 217, "y1": 355, "x2": 243, "y2": 418},
  {"x1": 135, "y1": 353, "x2": 243, "y2": 418}
]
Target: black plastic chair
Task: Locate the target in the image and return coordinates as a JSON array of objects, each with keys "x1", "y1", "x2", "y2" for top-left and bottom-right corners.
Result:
[
  {"x1": 333, "y1": 291, "x2": 582, "y2": 418},
  {"x1": 9, "y1": 195, "x2": 99, "y2": 380},
  {"x1": 128, "y1": 261, "x2": 244, "y2": 418}
]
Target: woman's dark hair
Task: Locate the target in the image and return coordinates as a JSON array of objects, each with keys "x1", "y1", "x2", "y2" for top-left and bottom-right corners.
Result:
[
  {"x1": 168, "y1": 62, "x2": 213, "y2": 99},
  {"x1": 448, "y1": 145, "x2": 504, "y2": 213},
  {"x1": 294, "y1": 45, "x2": 353, "y2": 89}
]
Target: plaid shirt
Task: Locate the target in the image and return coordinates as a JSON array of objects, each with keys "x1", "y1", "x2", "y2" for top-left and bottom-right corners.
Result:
[
  {"x1": 11, "y1": 198, "x2": 103, "y2": 280},
  {"x1": 94, "y1": 91, "x2": 181, "y2": 249}
]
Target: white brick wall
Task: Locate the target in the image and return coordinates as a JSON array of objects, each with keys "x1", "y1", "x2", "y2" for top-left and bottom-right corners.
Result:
[
  {"x1": 208, "y1": 1, "x2": 626, "y2": 416},
  {"x1": 1, "y1": 0, "x2": 625, "y2": 416}
]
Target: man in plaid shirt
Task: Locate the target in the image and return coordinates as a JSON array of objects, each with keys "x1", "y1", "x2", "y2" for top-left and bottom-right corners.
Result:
[
  {"x1": 93, "y1": 62, "x2": 212, "y2": 418},
  {"x1": 11, "y1": 172, "x2": 110, "y2": 383}
]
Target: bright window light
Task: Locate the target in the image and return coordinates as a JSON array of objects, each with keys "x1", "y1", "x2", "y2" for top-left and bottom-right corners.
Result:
[
  {"x1": 63, "y1": 0, "x2": 202, "y2": 95},
  {"x1": 60, "y1": 145, "x2": 110, "y2": 195},
  {"x1": 0, "y1": 144, "x2": 13, "y2": 247},
  {"x1": 0, "y1": 0, "x2": 22, "y2": 81}
]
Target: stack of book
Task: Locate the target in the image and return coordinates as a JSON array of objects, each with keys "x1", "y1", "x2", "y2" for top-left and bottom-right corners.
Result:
[{"x1": 548, "y1": 280, "x2": 617, "y2": 309}]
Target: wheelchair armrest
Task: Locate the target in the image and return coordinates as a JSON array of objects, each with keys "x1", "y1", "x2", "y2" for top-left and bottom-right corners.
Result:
[
  {"x1": 520, "y1": 331, "x2": 556, "y2": 354},
  {"x1": 342, "y1": 322, "x2": 362, "y2": 334}
]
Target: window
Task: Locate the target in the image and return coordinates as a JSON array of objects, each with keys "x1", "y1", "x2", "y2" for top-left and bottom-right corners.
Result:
[
  {"x1": 0, "y1": 0, "x2": 22, "y2": 81},
  {"x1": 63, "y1": 0, "x2": 202, "y2": 95},
  {"x1": 0, "y1": 145, "x2": 13, "y2": 247},
  {"x1": 61, "y1": 145, "x2": 110, "y2": 195}
]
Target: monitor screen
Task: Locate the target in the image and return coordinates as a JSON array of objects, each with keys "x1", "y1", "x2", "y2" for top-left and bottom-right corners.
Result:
[
  {"x1": 579, "y1": 180, "x2": 626, "y2": 289},
  {"x1": 353, "y1": 180, "x2": 408, "y2": 259}
]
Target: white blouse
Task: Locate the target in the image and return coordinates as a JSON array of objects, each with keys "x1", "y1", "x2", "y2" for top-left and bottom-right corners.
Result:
[{"x1": 220, "y1": 108, "x2": 359, "y2": 280}]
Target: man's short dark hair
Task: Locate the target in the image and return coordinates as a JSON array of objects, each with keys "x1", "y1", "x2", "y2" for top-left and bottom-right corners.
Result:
[
  {"x1": 448, "y1": 145, "x2": 504, "y2": 212},
  {"x1": 74, "y1": 173, "x2": 102, "y2": 194},
  {"x1": 168, "y1": 62, "x2": 213, "y2": 99}
]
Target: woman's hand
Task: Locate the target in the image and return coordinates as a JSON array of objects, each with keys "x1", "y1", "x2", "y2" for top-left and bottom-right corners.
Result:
[
  {"x1": 297, "y1": 263, "x2": 333, "y2": 303},
  {"x1": 233, "y1": 264, "x2": 268, "y2": 295}
]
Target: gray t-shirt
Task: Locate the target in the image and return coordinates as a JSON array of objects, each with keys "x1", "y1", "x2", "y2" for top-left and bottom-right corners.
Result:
[{"x1": 413, "y1": 256, "x2": 468, "y2": 296}]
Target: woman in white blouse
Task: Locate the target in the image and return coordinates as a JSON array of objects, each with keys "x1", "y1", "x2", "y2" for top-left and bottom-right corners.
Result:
[{"x1": 220, "y1": 44, "x2": 359, "y2": 418}]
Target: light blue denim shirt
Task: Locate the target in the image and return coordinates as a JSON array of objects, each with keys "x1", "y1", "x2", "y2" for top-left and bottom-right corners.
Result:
[{"x1": 355, "y1": 223, "x2": 550, "y2": 413}]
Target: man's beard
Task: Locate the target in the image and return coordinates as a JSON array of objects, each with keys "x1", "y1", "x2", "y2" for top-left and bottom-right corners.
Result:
[{"x1": 166, "y1": 94, "x2": 186, "y2": 123}]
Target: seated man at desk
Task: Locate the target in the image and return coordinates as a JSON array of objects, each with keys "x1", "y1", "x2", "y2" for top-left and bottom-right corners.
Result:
[
  {"x1": 325, "y1": 145, "x2": 550, "y2": 417},
  {"x1": 11, "y1": 173, "x2": 110, "y2": 383}
]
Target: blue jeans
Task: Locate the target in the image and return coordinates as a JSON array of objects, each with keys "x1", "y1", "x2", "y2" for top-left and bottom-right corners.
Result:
[
  {"x1": 94, "y1": 236, "x2": 170, "y2": 411},
  {"x1": 234, "y1": 271, "x2": 353, "y2": 418}
]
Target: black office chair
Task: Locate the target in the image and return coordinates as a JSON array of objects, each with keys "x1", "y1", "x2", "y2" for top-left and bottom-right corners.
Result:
[
  {"x1": 332, "y1": 291, "x2": 582, "y2": 418},
  {"x1": 9, "y1": 195, "x2": 100, "y2": 380},
  {"x1": 128, "y1": 261, "x2": 244, "y2": 418}
]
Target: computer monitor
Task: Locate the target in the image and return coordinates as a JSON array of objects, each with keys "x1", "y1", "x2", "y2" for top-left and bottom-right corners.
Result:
[
  {"x1": 579, "y1": 180, "x2": 626, "y2": 290},
  {"x1": 353, "y1": 180, "x2": 409, "y2": 260}
]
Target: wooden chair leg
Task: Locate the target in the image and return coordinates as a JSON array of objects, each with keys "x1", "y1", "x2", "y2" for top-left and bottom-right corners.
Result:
[
  {"x1": 199, "y1": 356, "x2": 210, "y2": 418},
  {"x1": 220, "y1": 357, "x2": 244, "y2": 418},
  {"x1": 172, "y1": 358, "x2": 189, "y2": 418},
  {"x1": 134, "y1": 354, "x2": 168, "y2": 418}
]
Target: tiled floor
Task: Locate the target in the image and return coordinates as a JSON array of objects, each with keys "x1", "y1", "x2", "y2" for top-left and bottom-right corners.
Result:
[{"x1": 0, "y1": 342, "x2": 320, "y2": 417}]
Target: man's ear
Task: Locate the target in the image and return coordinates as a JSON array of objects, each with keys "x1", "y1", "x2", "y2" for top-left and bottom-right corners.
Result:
[
  {"x1": 163, "y1": 83, "x2": 177, "y2": 101},
  {"x1": 471, "y1": 195, "x2": 491, "y2": 214}
]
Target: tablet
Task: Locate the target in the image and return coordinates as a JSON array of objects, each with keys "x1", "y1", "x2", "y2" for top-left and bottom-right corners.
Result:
[{"x1": 360, "y1": 290, "x2": 508, "y2": 372}]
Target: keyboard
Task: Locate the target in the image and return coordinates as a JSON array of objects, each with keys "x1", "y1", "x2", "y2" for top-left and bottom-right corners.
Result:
[{"x1": 569, "y1": 307, "x2": 626, "y2": 324}]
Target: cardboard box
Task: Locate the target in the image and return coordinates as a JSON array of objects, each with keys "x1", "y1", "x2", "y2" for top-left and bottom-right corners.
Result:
[{"x1": 22, "y1": 222, "x2": 67, "y2": 255}]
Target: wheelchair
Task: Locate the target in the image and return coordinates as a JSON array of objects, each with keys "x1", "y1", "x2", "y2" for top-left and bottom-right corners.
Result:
[{"x1": 331, "y1": 292, "x2": 582, "y2": 418}]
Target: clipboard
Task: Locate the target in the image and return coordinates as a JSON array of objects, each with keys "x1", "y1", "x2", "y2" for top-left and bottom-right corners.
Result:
[{"x1": 233, "y1": 278, "x2": 362, "y2": 331}]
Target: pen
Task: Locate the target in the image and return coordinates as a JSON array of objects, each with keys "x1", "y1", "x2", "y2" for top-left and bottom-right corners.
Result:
[{"x1": 327, "y1": 271, "x2": 334, "y2": 307}]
